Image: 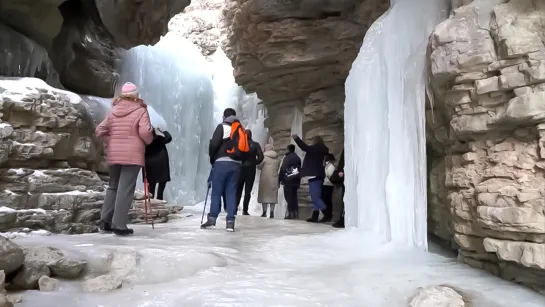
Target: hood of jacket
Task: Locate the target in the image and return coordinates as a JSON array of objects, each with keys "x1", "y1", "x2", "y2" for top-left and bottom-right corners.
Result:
[
  {"x1": 264, "y1": 150, "x2": 278, "y2": 159},
  {"x1": 223, "y1": 115, "x2": 238, "y2": 124},
  {"x1": 112, "y1": 100, "x2": 145, "y2": 118}
]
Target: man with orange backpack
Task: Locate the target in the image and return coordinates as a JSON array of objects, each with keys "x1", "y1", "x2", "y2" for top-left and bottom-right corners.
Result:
[{"x1": 201, "y1": 108, "x2": 250, "y2": 232}]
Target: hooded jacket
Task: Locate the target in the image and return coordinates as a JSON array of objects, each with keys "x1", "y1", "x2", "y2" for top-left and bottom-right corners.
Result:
[
  {"x1": 95, "y1": 99, "x2": 153, "y2": 166},
  {"x1": 257, "y1": 149, "x2": 280, "y2": 204},
  {"x1": 208, "y1": 115, "x2": 242, "y2": 164},
  {"x1": 293, "y1": 136, "x2": 329, "y2": 179}
]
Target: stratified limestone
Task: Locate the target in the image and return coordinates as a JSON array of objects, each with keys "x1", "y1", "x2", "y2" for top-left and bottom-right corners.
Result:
[{"x1": 427, "y1": 0, "x2": 545, "y2": 293}]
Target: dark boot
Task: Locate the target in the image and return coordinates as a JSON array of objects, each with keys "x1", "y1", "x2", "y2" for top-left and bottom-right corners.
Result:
[
  {"x1": 306, "y1": 210, "x2": 319, "y2": 223},
  {"x1": 319, "y1": 211, "x2": 332, "y2": 223},
  {"x1": 269, "y1": 204, "x2": 276, "y2": 219},
  {"x1": 260, "y1": 204, "x2": 267, "y2": 217},
  {"x1": 200, "y1": 217, "x2": 216, "y2": 229},
  {"x1": 332, "y1": 218, "x2": 345, "y2": 228},
  {"x1": 112, "y1": 228, "x2": 134, "y2": 236},
  {"x1": 285, "y1": 212, "x2": 295, "y2": 220},
  {"x1": 100, "y1": 221, "x2": 112, "y2": 232},
  {"x1": 226, "y1": 220, "x2": 235, "y2": 232}
]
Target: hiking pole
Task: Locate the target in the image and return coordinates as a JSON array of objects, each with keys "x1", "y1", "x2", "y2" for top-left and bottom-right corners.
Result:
[
  {"x1": 142, "y1": 169, "x2": 155, "y2": 229},
  {"x1": 201, "y1": 187, "x2": 210, "y2": 224}
]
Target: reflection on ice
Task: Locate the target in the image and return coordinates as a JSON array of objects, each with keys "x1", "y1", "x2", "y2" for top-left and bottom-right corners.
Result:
[{"x1": 12, "y1": 209, "x2": 544, "y2": 307}]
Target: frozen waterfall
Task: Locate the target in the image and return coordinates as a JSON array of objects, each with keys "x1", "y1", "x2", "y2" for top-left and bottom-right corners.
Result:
[
  {"x1": 344, "y1": 0, "x2": 449, "y2": 249},
  {"x1": 118, "y1": 33, "x2": 215, "y2": 205}
]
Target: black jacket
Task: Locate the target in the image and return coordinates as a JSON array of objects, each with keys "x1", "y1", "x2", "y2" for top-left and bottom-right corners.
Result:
[
  {"x1": 145, "y1": 130, "x2": 172, "y2": 183},
  {"x1": 279, "y1": 151, "x2": 302, "y2": 187},
  {"x1": 242, "y1": 140, "x2": 264, "y2": 168},
  {"x1": 208, "y1": 116, "x2": 238, "y2": 164},
  {"x1": 294, "y1": 136, "x2": 329, "y2": 179}
]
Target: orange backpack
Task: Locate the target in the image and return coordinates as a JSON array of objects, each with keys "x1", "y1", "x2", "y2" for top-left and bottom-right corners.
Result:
[{"x1": 226, "y1": 120, "x2": 251, "y2": 161}]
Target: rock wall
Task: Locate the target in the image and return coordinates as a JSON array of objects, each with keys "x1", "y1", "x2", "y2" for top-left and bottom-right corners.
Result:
[
  {"x1": 0, "y1": 0, "x2": 190, "y2": 97},
  {"x1": 0, "y1": 78, "x2": 179, "y2": 234},
  {"x1": 427, "y1": 0, "x2": 545, "y2": 293},
  {"x1": 222, "y1": 0, "x2": 389, "y2": 157}
]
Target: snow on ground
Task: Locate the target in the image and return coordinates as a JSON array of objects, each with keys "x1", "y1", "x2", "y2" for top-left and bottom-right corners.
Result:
[
  {"x1": 0, "y1": 206, "x2": 46, "y2": 214},
  {"x1": 0, "y1": 77, "x2": 82, "y2": 104},
  {"x1": 7, "y1": 206, "x2": 544, "y2": 307}
]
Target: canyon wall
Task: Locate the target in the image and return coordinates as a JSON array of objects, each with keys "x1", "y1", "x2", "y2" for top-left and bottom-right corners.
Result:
[
  {"x1": 222, "y1": 0, "x2": 389, "y2": 158},
  {"x1": 0, "y1": 0, "x2": 190, "y2": 97},
  {"x1": 427, "y1": 0, "x2": 545, "y2": 293}
]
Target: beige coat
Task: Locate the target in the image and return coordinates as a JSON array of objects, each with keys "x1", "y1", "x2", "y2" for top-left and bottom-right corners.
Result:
[{"x1": 257, "y1": 150, "x2": 280, "y2": 204}]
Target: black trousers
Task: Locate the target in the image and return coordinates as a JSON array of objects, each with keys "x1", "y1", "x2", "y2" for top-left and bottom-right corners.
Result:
[
  {"x1": 236, "y1": 166, "x2": 256, "y2": 212},
  {"x1": 321, "y1": 185, "x2": 334, "y2": 218},
  {"x1": 283, "y1": 185, "x2": 299, "y2": 213},
  {"x1": 148, "y1": 181, "x2": 167, "y2": 200}
]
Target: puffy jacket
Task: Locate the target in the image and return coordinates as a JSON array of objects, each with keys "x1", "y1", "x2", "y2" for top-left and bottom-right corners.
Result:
[
  {"x1": 208, "y1": 116, "x2": 241, "y2": 164},
  {"x1": 293, "y1": 136, "x2": 329, "y2": 179},
  {"x1": 95, "y1": 99, "x2": 153, "y2": 166},
  {"x1": 242, "y1": 140, "x2": 264, "y2": 168}
]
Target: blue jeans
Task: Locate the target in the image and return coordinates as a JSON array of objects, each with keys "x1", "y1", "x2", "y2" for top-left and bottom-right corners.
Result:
[
  {"x1": 308, "y1": 178, "x2": 326, "y2": 211},
  {"x1": 208, "y1": 161, "x2": 241, "y2": 221}
]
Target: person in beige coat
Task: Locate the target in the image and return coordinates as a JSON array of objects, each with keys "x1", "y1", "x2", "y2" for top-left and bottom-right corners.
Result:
[{"x1": 257, "y1": 144, "x2": 280, "y2": 218}]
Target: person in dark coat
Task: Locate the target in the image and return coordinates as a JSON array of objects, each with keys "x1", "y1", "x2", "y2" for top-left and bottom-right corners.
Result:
[
  {"x1": 144, "y1": 128, "x2": 172, "y2": 200},
  {"x1": 292, "y1": 134, "x2": 329, "y2": 222},
  {"x1": 278, "y1": 144, "x2": 302, "y2": 219},
  {"x1": 236, "y1": 129, "x2": 264, "y2": 215},
  {"x1": 329, "y1": 150, "x2": 345, "y2": 228}
]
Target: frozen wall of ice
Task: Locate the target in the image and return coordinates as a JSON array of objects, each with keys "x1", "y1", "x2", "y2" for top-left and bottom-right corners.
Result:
[
  {"x1": 118, "y1": 33, "x2": 215, "y2": 205},
  {"x1": 344, "y1": 0, "x2": 449, "y2": 250}
]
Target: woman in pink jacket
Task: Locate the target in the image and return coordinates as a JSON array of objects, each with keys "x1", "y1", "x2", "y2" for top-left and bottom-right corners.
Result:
[{"x1": 95, "y1": 82, "x2": 153, "y2": 236}]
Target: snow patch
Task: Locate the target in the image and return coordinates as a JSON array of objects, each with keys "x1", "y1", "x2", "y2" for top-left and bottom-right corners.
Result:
[
  {"x1": 0, "y1": 77, "x2": 82, "y2": 104},
  {"x1": 9, "y1": 168, "x2": 25, "y2": 175},
  {"x1": 32, "y1": 170, "x2": 47, "y2": 177},
  {"x1": 41, "y1": 190, "x2": 98, "y2": 196},
  {"x1": 0, "y1": 206, "x2": 47, "y2": 214},
  {"x1": 0, "y1": 229, "x2": 52, "y2": 240},
  {"x1": 0, "y1": 122, "x2": 11, "y2": 128}
]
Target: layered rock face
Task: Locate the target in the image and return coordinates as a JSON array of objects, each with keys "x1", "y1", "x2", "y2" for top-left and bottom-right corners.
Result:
[
  {"x1": 427, "y1": 0, "x2": 545, "y2": 293},
  {"x1": 0, "y1": 78, "x2": 179, "y2": 234},
  {"x1": 222, "y1": 0, "x2": 389, "y2": 157},
  {"x1": 0, "y1": 0, "x2": 190, "y2": 97}
]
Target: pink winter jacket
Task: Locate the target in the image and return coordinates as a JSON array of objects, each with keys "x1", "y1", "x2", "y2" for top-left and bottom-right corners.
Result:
[{"x1": 95, "y1": 99, "x2": 153, "y2": 166}]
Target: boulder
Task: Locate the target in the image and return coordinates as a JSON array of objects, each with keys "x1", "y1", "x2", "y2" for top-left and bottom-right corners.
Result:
[
  {"x1": 11, "y1": 261, "x2": 50, "y2": 290},
  {"x1": 38, "y1": 275, "x2": 59, "y2": 292},
  {"x1": 410, "y1": 286, "x2": 466, "y2": 307},
  {"x1": 0, "y1": 237, "x2": 24, "y2": 275},
  {"x1": 23, "y1": 246, "x2": 87, "y2": 279},
  {"x1": 0, "y1": 294, "x2": 13, "y2": 307},
  {"x1": 81, "y1": 251, "x2": 136, "y2": 292}
]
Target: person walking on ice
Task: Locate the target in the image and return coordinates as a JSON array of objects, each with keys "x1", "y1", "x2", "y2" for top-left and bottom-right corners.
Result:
[
  {"x1": 279, "y1": 144, "x2": 302, "y2": 219},
  {"x1": 201, "y1": 108, "x2": 250, "y2": 232},
  {"x1": 257, "y1": 144, "x2": 280, "y2": 218},
  {"x1": 236, "y1": 129, "x2": 264, "y2": 215},
  {"x1": 144, "y1": 127, "x2": 172, "y2": 200},
  {"x1": 95, "y1": 82, "x2": 153, "y2": 236}
]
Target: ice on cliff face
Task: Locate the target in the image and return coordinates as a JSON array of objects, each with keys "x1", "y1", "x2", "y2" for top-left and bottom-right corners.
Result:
[
  {"x1": 118, "y1": 33, "x2": 215, "y2": 205},
  {"x1": 344, "y1": 0, "x2": 449, "y2": 249}
]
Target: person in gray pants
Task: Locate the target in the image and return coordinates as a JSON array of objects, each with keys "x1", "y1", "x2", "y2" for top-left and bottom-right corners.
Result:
[{"x1": 95, "y1": 82, "x2": 154, "y2": 236}]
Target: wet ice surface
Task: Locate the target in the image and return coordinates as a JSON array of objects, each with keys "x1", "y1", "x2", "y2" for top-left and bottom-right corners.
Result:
[{"x1": 12, "y1": 208, "x2": 544, "y2": 307}]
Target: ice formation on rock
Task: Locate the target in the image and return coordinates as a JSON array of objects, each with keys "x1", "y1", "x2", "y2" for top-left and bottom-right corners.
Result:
[
  {"x1": 344, "y1": 0, "x2": 449, "y2": 249},
  {"x1": 117, "y1": 33, "x2": 215, "y2": 205}
]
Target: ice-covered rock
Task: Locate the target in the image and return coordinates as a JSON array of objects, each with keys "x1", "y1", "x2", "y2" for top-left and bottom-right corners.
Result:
[
  {"x1": 38, "y1": 275, "x2": 58, "y2": 292},
  {"x1": 0, "y1": 294, "x2": 13, "y2": 307},
  {"x1": 11, "y1": 260, "x2": 50, "y2": 290},
  {"x1": 81, "y1": 251, "x2": 137, "y2": 292},
  {"x1": 23, "y1": 246, "x2": 87, "y2": 279},
  {"x1": 410, "y1": 286, "x2": 466, "y2": 307},
  {"x1": 0, "y1": 237, "x2": 23, "y2": 275}
]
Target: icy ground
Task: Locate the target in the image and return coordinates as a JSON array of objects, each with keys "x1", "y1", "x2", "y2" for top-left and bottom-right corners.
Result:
[{"x1": 10, "y1": 207, "x2": 544, "y2": 307}]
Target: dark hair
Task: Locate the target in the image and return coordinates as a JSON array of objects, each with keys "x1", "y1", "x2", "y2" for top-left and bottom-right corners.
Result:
[
  {"x1": 246, "y1": 129, "x2": 252, "y2": 139},
  {"x1": 325, "y1": 153, "x2": 336, "y2": 162},
  {"x1": 287, "y1": 144, "x2": 296, "y2": 152},
  {"x1": 312, "y1": 136, "x2": 324, "y2": 145},
  {"x1": 223, "y1": 108, "x2": 236, "y2": 118}
]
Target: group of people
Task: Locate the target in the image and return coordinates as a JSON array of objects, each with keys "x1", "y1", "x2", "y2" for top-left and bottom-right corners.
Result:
[
  {"x1": 95, "y1": 83, "x2": 345, "y2": 235},
  {"x1": 201, "y1": 108, "x2": 346, "y2": 232}
]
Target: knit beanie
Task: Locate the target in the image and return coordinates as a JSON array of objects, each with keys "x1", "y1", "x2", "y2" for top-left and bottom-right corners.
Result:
[{"x1": 121, "y1": 82, "x2": 138, "y2": 96}]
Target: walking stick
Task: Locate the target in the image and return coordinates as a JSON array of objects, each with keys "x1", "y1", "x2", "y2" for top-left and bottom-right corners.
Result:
[
  {"x1": 200, "y1": 187, "x2": 210, "y2": 225},
  {"x1": 142, "y1": 169, "x2": 155, "y2": 229}
]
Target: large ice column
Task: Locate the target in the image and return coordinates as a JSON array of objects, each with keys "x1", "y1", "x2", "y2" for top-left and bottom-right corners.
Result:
[
  {"x1": 344, "y1": 0, "x2": 449, "y2": 250},
  {"x1": 118, "y1": 33, "x2": 215, "y2": 205}
]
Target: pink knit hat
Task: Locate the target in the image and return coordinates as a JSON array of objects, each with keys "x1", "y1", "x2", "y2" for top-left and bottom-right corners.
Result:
[{"x1": 121, "y1": 82, "x2": 138, "y2": 96}]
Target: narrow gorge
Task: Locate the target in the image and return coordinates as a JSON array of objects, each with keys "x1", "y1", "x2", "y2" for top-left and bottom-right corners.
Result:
[{"x1": 0, "y1": 0, "x2": 544, "y2": 305}]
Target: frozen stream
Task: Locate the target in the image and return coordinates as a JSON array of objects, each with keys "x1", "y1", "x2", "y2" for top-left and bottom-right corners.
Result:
[{"x1": 11, "y1": 208, "x2": 544, "y2": 307}]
